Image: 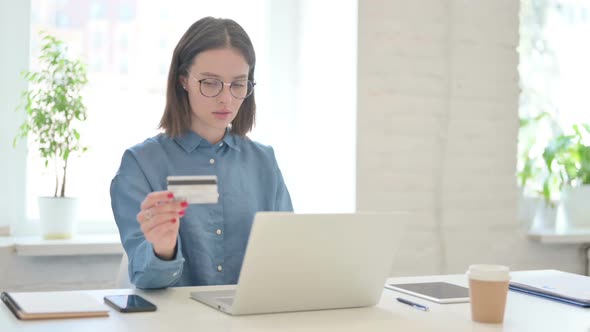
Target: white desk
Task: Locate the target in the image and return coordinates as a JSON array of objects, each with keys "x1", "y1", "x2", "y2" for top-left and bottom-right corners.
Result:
[{"x1": 1, "y1": 271, "x2": 588, "y2": 332}]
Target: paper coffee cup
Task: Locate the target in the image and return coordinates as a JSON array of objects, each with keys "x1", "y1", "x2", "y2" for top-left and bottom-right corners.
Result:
[{"x1": 466, "y1": 264, "x2": 510, "y2": 324}]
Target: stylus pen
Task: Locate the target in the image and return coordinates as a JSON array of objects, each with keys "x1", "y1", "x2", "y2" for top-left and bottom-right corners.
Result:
[{"x1": 396, "y1": 297, "x2": 429, "y2": 311}]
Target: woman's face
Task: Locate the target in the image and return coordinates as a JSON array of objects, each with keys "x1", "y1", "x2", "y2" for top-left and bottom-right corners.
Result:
[{"x1": 181, "y1": 47, "x2": 250, "y2": 142}]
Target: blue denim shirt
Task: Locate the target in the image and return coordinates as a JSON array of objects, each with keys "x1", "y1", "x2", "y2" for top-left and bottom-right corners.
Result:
[{"x1": 110, "y1": 129, "x2": 293, "y2": 289}]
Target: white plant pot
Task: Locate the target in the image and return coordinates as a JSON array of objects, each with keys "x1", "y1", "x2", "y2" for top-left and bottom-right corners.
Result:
[
  {"x1": 561, "y1": 185, "x2": 590, "y2": 229},
  {"x1": 38, "y1": 197, "x2": 79, "y2": 239},
  {"x1": 530, "y1": 201, "x2": 557, "y2": 231}
]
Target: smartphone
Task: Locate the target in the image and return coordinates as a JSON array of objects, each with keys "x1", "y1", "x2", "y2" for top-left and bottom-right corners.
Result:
[{"x1": 104, "y1": 295, "x2": 157, "y2": 313}]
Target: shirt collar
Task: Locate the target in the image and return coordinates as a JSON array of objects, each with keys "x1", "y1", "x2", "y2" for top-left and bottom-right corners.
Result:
[
  {"x1": 221, "y1": 128, "x2": 240, "y2": 151},
  {"x1": 173, "y1": 128, "x2": 240, "y2": 153}
]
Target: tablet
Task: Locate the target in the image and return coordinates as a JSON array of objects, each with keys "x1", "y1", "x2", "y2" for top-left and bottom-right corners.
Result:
[{"x1": 385, "y1": 282, "x2": 470, "y2": 303}]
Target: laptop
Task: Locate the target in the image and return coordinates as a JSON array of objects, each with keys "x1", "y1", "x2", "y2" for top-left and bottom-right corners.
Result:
[{"x1": 190, "y1": 211, "x2": 406, "y2": 315}]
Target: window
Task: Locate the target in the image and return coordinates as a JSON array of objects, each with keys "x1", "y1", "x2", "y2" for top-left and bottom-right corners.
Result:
[
  {"x1": 15, "y1": 0, "x2": 357, "y2": 233},
  {"x1": 518, "y1": 0, "x2": 590, "y2": 198}
]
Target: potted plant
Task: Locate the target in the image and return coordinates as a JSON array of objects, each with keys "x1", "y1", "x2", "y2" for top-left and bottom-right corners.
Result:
[
  {"x1": 542, "y1": 124, "x2": 590, "y2": 228},
  {"x1": 13, "y1": 32, "x2": 89, "y2": 239}
]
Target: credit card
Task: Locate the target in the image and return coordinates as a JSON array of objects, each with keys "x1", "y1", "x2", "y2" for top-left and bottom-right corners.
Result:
[{"x1": 166, "y1": 175, "x2": 219, "y2": 204}]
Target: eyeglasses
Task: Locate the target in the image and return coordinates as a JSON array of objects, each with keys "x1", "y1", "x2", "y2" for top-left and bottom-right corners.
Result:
[{"x1": 190, "y1": 76, "x2": 256, "y2": 99}]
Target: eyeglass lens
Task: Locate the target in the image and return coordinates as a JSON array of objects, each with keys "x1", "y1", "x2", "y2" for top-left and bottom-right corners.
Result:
[{"x1": 199, "y1": 78, "x2": 254, "y2": 99}]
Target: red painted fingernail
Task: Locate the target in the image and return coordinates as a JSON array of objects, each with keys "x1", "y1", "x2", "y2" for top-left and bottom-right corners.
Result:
[
  {"x1": 179, "y1": 210, "x2": 185, "y2": 216},
  {"x1": 180, "y1": 201, "x2": 188, "y2": 208},
  {"x1": 168, "y1": 193, "x2": 174, "y2": 199}
]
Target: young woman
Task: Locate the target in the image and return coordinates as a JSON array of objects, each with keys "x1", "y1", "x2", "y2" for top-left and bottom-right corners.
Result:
[{"x1": 110, "y1": 17, "x2": 293, "y2": 289}]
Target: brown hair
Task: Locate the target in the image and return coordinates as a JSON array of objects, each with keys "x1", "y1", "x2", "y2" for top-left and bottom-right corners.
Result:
[{"x1": 159, "y1": 17, "x2": 256, "y2": 137}]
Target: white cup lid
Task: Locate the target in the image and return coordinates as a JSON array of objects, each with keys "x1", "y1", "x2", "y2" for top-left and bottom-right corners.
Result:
[{"x1": 466, "y1": 264, "x2": 510, "y2": 281}]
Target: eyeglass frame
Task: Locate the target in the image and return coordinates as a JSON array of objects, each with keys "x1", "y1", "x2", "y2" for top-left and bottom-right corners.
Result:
[{"x1": 188, "y1": 74, "x2": 256, "y2": 99}]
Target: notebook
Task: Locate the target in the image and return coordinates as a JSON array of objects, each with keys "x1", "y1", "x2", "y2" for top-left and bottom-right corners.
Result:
[
  {"x1": 1, "y1": 291, "x2": 109, "y2": 320},
  {"x1": 509, "y1": 270, "x2": 590, "y2": 307},
  {"x1": 190, "y1": 211, "x2": 407, "y2": 315}
]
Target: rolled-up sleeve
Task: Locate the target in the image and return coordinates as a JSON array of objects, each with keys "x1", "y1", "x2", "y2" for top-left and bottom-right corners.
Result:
[{"x1": 110, "y1": 150, "x2": 185, "y2": 289}]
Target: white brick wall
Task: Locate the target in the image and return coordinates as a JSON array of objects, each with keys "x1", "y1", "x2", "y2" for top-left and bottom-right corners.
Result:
[
  {"x1": 0, "y1": 246, "x2": 120, "y2": 291},
  {"x1": 357, "y1": 0, "x2": 585, "y2": 276}
]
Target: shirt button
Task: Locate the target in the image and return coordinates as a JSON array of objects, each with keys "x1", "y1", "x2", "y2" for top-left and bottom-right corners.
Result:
[
  {"x1": 209, "y1": 158, "x2": 215, "y2": 164},
  {"x1": 216, "y1": 229, "x2": 222, "y2": 235},
  {"x1": 172, "y1": 272, "x2": 179, "y2": 276},
  {"x1": 217, "y1": 265, "x2": 223, "y2": 272},
  {"x1": 219, "y1": 142, "x2": 224, "y2": 147}
]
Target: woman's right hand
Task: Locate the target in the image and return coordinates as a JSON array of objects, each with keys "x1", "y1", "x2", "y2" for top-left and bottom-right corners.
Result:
[{"x1": 136, "y1": 191, "x2": 187, "y2": 260}]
